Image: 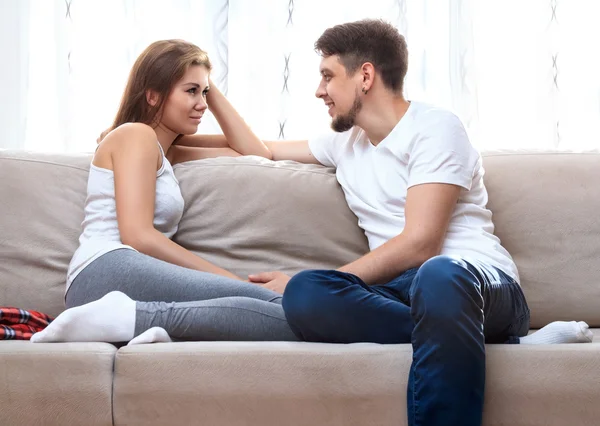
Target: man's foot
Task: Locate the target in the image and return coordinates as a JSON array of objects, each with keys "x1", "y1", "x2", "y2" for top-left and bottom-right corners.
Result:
[
  {"x1": 519, "y1": 321, "x2": 593, "y2": 344},
  {"x1": 127, "y1": 327, "x2": 172, "y2": 345},
  {"x1": 30, "y1": 291, "x2": 136, "y2": 343}
]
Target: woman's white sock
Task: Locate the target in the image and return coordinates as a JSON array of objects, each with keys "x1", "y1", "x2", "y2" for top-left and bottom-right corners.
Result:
[
  {"x1": 30, "y1": 291, "x2": 136, "y2": 343},
  {"x1": 128, "y1": 327, "x2": 172, "y2": 345}
]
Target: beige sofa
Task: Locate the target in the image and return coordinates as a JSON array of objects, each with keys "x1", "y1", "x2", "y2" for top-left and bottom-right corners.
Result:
[{"x1": 1, "y1": 149, "x2": 599, "y2": 426}]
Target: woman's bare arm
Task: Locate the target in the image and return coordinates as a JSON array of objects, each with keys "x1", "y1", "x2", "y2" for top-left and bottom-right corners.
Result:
[
  {"x1": 205, "y1": 80, "x2": 272, "y2": 158},
  {"x1": 105, "y1": 123, "x2": 242, "y2": 280}
]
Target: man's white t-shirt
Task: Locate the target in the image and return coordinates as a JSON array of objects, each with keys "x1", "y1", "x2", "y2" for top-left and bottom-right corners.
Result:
[{"x1": 308, "y1": 101, "x2": 519, "y2": 282}]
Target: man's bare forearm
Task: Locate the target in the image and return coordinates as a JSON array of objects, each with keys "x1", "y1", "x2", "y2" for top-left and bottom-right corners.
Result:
[{"x1": 338, "y1": 234, "x2": 439, "y2": 285}]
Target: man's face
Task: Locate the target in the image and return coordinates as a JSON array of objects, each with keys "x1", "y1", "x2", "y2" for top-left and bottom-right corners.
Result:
[{"x1": 315, "y1": 55, "x2": 363, "y2": 132}]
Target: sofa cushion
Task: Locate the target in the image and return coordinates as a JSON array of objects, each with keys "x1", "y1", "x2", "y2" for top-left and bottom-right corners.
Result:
[
  {"x1": 172, "y1": 156, "x2": 369, "y2": 278},
  {"x1": 482, "y1": 152, "x2": 600, "y2": 328},
  {"x1": 0, "y1": 151, "x2": 91, "y2": 317},
  {"x1": 113, "y1": 341, "x2": 411, "y2": 426},
  {"x1": 113, "y1": 341, "x2": 600, "y2": 426},
  {"x1": 0, "y1": 341, "x2": 115, "y2": 426}
]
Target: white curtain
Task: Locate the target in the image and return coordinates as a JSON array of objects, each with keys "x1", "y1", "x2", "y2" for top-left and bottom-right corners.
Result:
[{"x1": 1, "y1": 0, "x2": 599, "y2": 152}]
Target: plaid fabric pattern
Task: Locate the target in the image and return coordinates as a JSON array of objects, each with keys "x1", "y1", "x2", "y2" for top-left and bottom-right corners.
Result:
[{"x1": 0, "y1": 307, "x2": 54, "y2": 340}]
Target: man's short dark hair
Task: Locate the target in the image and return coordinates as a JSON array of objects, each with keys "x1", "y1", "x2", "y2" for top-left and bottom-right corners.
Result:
[{"x1": 315, "y1": 19, "x2": 408, "y2": 94}]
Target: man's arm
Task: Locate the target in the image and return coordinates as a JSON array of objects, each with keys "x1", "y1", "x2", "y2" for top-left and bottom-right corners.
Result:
[
  {"x1": 338, "y1": 183, "x2": 462, "y2": 285},
  {"x1": 264, "y1": 140, "x2": 320, "y2": 164},
  {"x1": 172, "y1": 135, "x2": 320, "y2": 165}
]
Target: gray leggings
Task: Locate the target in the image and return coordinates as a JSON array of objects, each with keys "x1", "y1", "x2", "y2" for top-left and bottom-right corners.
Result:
[{"x1": 66, "y1": 249, "x2": 298, "y2": 341}]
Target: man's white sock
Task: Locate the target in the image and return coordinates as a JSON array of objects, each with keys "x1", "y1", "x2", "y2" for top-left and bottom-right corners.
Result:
[{"x1": 519, "y1": 321, "x2": 593, "y2": 344}]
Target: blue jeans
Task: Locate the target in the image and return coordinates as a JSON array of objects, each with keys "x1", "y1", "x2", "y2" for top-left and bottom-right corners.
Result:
[{"x1": 282, "y1": 255, "x2": 530, "y2": 426}]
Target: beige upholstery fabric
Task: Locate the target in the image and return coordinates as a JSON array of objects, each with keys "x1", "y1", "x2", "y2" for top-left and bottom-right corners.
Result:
[
  {"x1": 483, "y1": 152, "x2": 600, "y2": 328},
  {"x1": 0, "y1": 341, "x2": 115, "y2": 426},
  {"x1": 173, "y1": 156, "x2": 369, "y2": 278},
  {"x1": 114, "y1": 341, "x2": 600, "y2": 426},
  {"x1": 482, "y1": 343, "x2": 600, "y2": 426},
  {"x1": 2, "y1": 150, "x2": 600, "y2": 327},
  {"x1": 2, "y1": 149, "x2": 600, "y2": 426},
  {"x1": 0, "y1": 151, "x2": 91, "y2": 317},
  {"x1": 113, "y1": 341, "x2": 412, "y2": 426}
]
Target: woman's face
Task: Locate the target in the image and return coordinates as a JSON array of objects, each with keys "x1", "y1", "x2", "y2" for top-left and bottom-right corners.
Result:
[{"x1": 160, "y1": 65, "x2": 210, "y2": 135}]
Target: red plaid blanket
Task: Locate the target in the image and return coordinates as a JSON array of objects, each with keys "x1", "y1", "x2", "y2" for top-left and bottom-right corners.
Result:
[{"x1": 0, "y1": 307, "x2": 54, "y2": 340}]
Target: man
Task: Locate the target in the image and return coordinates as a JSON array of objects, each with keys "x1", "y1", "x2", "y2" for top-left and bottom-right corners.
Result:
[{"x1": 232, "y1": 19, "x2": 589, "y2": 426}]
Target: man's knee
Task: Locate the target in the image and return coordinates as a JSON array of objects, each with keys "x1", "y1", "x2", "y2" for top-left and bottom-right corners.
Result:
[
  {"x1": 414, "y1": 255, "x2": 474, "y2": 289},
  {"x1": 284, "y1": 270, "x2": 334, "y2": 317},
  {"x1": 283, "y1": 269, "x2": 356, "y2": 327},
  {"x1": 412, "y1": 256, "x2": 482, "y2": 319}
]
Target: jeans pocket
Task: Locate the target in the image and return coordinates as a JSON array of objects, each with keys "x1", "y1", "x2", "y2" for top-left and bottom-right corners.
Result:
[
  {"x1": 507, "y1": 311, "x2": 531, "y2": 338},
  {"x1": 484, "y1": 280, "x2": 531, "y2": 342}
]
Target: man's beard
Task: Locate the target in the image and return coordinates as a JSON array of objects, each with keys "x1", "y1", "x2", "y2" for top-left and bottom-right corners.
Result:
[{"x1": 331, "y1": 90, "x2": 363, "y2": 132}]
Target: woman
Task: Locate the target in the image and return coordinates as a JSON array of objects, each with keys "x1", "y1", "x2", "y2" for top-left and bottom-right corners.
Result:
[{"x1": 31, "y1": 39, "x2": 297, "y2": 344}]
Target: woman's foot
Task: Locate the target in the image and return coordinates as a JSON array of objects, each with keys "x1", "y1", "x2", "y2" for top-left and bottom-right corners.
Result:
[
  {"x1": 30, "y1": 291, "x2": 136, "y2": 343},
  {"x1": 128, "y1": 327, "x2": 172, "y2": 345}
]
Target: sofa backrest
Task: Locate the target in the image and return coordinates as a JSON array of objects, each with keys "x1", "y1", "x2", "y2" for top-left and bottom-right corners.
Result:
[
  {"x1": 482, "y1": 152, "x2": 600, "y2": 328},
  {"x1": 1, "y1": 150, "x2": 599, "y2": 328},
  {"x1": 172, "y1": 157, "x2": 369, "y2": 280},
  {"x1": 0, "y1": 152, "x2": 368, "y2": 319},
  {"x1": 1, "y1": 151, "x2": 90, "y2": 318}
]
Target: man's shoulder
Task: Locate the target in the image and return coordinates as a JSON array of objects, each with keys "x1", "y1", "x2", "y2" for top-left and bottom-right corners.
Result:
[
  {"x1": 409, "y1": 101, "x2": 464, "y2": 128},
  {"x1": 405, "y1": 102, "x2": 476, "y2": 157}
]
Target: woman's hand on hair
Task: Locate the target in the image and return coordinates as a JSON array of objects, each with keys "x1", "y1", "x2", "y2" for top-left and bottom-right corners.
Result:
[{"x1": 97, "y1": 127, "x2": 111, "y2": 144}]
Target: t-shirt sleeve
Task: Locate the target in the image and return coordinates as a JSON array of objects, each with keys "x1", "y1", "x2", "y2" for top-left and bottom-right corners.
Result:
[
  {"x1": 407, "y1": 112, "x2": 478, "y2": 190},
  {"x1": 308, "y1": 129, "x2": 353, "y2": 167}
]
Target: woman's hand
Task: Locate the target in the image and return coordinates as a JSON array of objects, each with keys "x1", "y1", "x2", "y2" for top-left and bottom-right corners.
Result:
[{"x1": 248, "y1": 271, "x2": 291, "y2": 295}]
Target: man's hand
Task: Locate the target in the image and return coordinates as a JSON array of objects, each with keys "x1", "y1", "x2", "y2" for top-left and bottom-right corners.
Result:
[{"x1": 248, "y1": 271, "x2": 291, "y2": 295}]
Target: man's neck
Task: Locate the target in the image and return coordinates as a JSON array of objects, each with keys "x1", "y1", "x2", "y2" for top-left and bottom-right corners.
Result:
[{"x1": 356, "y1": 95, "x2": 411, "y2": 146}]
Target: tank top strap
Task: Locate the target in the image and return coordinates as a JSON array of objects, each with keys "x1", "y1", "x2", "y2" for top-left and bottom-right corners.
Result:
[{"x1": 156, "y1": 141, "x2": 166, "y2": 158}]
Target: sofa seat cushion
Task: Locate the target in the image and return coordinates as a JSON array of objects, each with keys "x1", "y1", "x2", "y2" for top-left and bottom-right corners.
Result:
[
  {"x1": 0, "y1": 341, "x2": 116, "y2": 426},
  {"x1": 113, "y1": 341, "x2": 600, "y2": 426}
]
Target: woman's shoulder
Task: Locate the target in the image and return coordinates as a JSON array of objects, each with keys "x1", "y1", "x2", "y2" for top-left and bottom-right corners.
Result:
[
  {"x1": 94, "y1": 123, "x2": 160, "y2": 169},
  {"x1": 109, "y1": 122, "x2": 157, "y2": 141},
  {"x1": 100, "y1": 123, "x2": 160, "y2": 153}
]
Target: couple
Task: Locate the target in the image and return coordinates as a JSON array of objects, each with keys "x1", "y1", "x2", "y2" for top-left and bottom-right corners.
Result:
[{"x1": 32, "y1": 19, "x2": 591, "y2": 426}]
